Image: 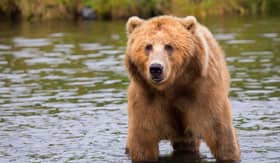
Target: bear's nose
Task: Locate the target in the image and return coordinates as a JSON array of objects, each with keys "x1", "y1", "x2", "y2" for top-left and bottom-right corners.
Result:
[{"x1": 149, "y1": 63, "x2": 163, "y2": 82}]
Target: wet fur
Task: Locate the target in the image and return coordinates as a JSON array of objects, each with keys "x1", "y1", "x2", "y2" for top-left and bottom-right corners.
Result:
[{"x1": 125, "y1": 16, "x2": 240, "y2": 162}]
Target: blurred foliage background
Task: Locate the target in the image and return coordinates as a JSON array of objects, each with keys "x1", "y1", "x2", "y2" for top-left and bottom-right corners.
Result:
[{"x1": 0, "y1": 0, "x2": 280, "y2": 21}]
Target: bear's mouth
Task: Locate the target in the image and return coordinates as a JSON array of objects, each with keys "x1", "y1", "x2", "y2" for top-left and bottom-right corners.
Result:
[{"x1": 151, "y1": 76, "x2": 163, "y2": 83}]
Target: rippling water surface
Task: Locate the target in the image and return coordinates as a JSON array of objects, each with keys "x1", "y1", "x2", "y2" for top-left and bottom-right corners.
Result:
[{"x1": 0, "y1": 16, "x2": 279, "y2": 162}]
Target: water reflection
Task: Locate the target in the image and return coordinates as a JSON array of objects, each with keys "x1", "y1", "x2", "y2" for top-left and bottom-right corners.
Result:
[{"x1": 0, "y1": 16, "x2": 279, "y2": 162}]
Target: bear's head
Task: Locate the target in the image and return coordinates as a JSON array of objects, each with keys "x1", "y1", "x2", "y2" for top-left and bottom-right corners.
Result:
[{"x1": 125, "y1": 16, "x2": 208, "y2": 90}]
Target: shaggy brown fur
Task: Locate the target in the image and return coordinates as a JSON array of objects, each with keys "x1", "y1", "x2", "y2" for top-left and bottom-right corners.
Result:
[{"x1": 125, "y1": 15, "x2": 240, "y2": 162}]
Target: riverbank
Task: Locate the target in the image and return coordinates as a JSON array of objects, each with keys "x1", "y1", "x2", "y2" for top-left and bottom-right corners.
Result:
[{"x1": 0, "y1": 0, "x2": 279, "y2": 21}]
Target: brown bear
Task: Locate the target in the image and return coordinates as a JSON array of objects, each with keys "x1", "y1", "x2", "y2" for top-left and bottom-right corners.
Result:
[{"x1": 124, "y1": 15, "x2": 240, "y2": 162}]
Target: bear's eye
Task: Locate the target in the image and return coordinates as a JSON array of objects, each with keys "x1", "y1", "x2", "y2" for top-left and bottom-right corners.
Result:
[
  {"x1": 145, "y1": 44, "x2": 153, "y2": 53},
  {"x1": 164, "y1": 44, "x2": 174, "y2": 54}
]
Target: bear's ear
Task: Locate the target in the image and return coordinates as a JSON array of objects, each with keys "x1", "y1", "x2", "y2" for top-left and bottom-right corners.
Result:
[
  {"x1": 180, "y1": 16, "x2": 197, "y2": 33},
  {"x1": 126, "y1": 16, "x2": 144, "y2": 34}
]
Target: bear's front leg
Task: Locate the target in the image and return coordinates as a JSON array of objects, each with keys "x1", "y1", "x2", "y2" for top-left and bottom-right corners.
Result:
[
  {"x1": 202, "y1": 100, "x2": 241, "y2": 161},
  {"x1": 126, "y1": 86, "x2": 161, "y2": 161},
  {"x1": 126, "y1": 127, "x2": 159, "y2": 161},
  {"x1": 204, "y1": 123, "x2": 240, "y2": 162}
]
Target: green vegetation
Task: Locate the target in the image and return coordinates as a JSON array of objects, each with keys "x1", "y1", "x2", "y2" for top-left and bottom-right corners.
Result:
[
  {"x1": 0, "y1": 0, "x2": 81, "y2": 21},
  {"x1": 0, "y1": 0, "x2": 280, "y2": 21}
]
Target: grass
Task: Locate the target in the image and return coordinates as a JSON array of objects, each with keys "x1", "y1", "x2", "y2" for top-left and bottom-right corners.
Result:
[{"x1": 0, "y1": 0, "x2": 279, "y2": 21}]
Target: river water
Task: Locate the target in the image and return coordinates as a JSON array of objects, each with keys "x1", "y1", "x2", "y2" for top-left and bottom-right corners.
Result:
[{"x1": 0, "y1": 16, "x2": 279, "y2": 162}]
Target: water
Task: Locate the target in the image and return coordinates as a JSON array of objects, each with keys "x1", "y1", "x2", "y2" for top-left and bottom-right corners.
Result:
[{"x1": 0, "y1": 16, "x2": 279, "y2": 162}]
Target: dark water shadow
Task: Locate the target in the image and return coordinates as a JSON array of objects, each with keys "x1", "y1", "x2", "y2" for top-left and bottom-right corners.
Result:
[
  {"x1": 158, "y1": 151, "x2": 213, "y2": 163},
  {"x1": 130, "y1": 151, "x2": 214, "y2": 163},
  {"x1": 129, "y1": 151, "x2": 240, "y2": 163},
  {"x1": 159, "y1": 151, "x2": 239, "y2": 163}
]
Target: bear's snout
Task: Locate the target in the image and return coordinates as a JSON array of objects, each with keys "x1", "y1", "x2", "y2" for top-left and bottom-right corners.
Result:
[{"x1": 149, "y1": 63, "x2": 163, "y2": 83}]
